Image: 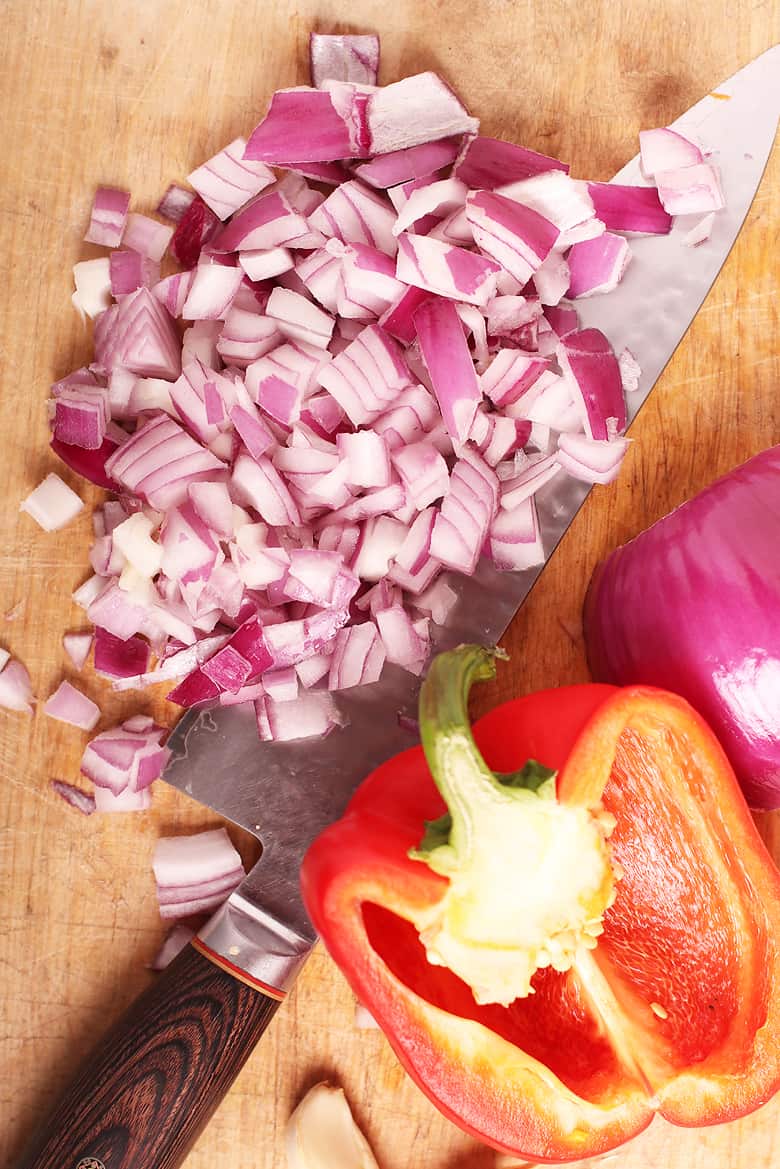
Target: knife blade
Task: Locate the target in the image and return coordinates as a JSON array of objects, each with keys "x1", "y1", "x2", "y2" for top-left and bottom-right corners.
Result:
[
  {"x1": 163, "y1": 42, "x2": 780, "y2": 998},
  {"x1": 20, "y1": 46, "x2": 779, "y2": 1169}
]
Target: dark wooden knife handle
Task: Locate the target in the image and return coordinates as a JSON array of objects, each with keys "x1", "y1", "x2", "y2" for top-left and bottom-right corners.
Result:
[{"x1": 17, "y1": 942, "x2": 282, "y2": 1169}]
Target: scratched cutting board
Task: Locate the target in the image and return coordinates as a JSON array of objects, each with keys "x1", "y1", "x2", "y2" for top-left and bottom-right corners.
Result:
[{"x1": 0, "y1": 2, "x2": 778, "y2": 1167}]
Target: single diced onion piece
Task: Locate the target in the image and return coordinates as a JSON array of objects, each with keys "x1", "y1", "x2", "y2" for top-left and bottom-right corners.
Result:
[
  {"x1": 123, "y1": 213, "x2": 174, "y2": 262},
  {"x1": 43, "y1": 680, "x2": 101, "y2": 731},
  {"x1": 683, "y1": 212, "x2": 716, "y2": 247},
  {"x1": 188, "y1": 136, "x2": 275, "y2": 220},
  {"x1": 310, "y1": 33, "x2": 380, "y2": 87},
  {"x1": 414, "y1": 298, "x2": 482, "y2": 443},
  {"x1": 63, "y1": 631, "x2": 93, "y2": 670},
  {"x1": 0, "y1": 657, "x2": 35, "y2": 713},
  {"x1": 567, "y1": 233, "x2": 631, "y2": 298},
  {"x1": 20, "y1": 474, "x2": 84, "y2": 531},
  {"x1": 72, "y1": 258, "x2": 112, "y2": 319},
  {"x1": 639, "y1": 126, "x2": 703, "y2": 177},
  {"x1": 84, "y1": 186, "x2": 130, "y2": 247},
  {"x1": 395, "y1": 233, "x2": 500, "y2": 306},
  {"x1": 655, "y1": 163, "x2": 725, "y2": 215}
]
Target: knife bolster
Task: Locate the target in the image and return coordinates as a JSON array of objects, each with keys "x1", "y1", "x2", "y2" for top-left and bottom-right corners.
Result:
[{"x1": 196, "y1": 892, "x2": 314, "y2": 997}]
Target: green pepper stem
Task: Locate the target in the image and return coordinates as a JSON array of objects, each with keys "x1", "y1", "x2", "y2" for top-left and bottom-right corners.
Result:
[{"x1": 419, "y1": 644, "x2": 510, "y2": 830}]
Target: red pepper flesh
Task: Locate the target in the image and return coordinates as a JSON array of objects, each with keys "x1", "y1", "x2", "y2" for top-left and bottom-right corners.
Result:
[{"x1": 301, "y1": 675, "x2": 780, "y2": 1162}]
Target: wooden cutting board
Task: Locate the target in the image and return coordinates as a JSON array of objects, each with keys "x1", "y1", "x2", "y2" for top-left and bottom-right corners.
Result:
[{"x1": 1, "y1": 2, "x2": 778, "y2": 1166}]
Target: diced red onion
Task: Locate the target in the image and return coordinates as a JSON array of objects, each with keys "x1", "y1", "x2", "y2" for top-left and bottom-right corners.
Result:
[
  {"x1": 81, "y1": 717, "x2": 169, "y2": 795},
  {"x1": 490, "y1": 495, "x2": 545, "y2": 570},
  {"x1": 414, "y1": 298, "x2": 482, "y2": 442},
  {"x1": 392, "y1": 178, "x2": 467, "y2": 237},
  {"x1": 182, "y1": 263, "x2": 244, "y2": 320},
  {"x1": 498, "y1": 171, "x2": 594, "y2": 235},
  {"x1": 557, "y1": 328, "x2": 626, "y2": 441},
  {"x1": 683, "y1": 212, "x2": 716, "y2": 247},
  {"x1": 51, "y1": 779, "x2": 97, "y2": 816},
  {"x1": 465, "y1": 190, "x2": 559, "y2": 285},
  {"x1": 266, "y1": 286, "x2": 335, "y2": 349},
  {"x1": 499, "y1": 452, "x2": 562, "y2": 510},
  {"x1": 655, "y1": 163, "x2": 725, "y2": 215},
  {"x1": 106, "y1": 415, "x2": 226, "y2": 510},
  {"x1": 171, "y1": 196, "x2": 220, "y2": 268},
  {"x1": 0, "y1": 656, "x2": 35, "y2": 713},
  {"x1": 430, "y1": 449, "x2": 497, "y2": 574},
  {"x1": 123, "y1": 214, "x2": 174, "y2": 262},
  {"x1": 586, "y1": 182, "x2": 672, "y2": 235},
  {"x1": 44, "y1": 680, "x2": 101, "y2": 731},
  {"x1": 392, "y1": 441, "x2": 449, "y2": 509},
  {"x1": 84, "y1": 186, "x2": 130, "y2": 247},
  {"x1": 318, "y1": 323, "x2": 411, "y2": 426},
  {"x1": 53, "y1": 390, "x2": 108, "y2": 451},
  {"x1": 639, "y1": 127, "x2": 703, "y2": 177},
  {"x1": 309, "y1": 180, "x2": 397, "y2": 257},
  {"x1": 310, "y1": 32, "x2": 380, "y2": 87},
  {"x1": 557, "y1": 432, "x2": 630, "y2": 484},
  {"x1": 188, "y1": 136, "x2": 276, "y2": 220},
  {"x1": 94, "y1": 287, "x2": 182, "y2": 380},
  {"x1": 94, "y1": 785, "x2": 151, "y2": 813},
  {"x1": 94, "y1": 626, "x2": 151, "y2": 679},
  {"x1": 157, "y1": 183, "x2": 196, "y2": 223},
  {"x1": 355, "y1": 137, "x2": 460, "y2": 189},
  {"x1": 454, "y1": 135, "x2": 568, "y2": 189},
  {"x1": 567, "y1": 233, "x2": 631, "y2": 298},
  {"x1": 257, "y1": 689, "x2": 341, "y2": 741},
  {"x1": 396, "y1": 233, "x2": 500, "y2": 306},
  {"x1": 153, "y1": 827, "x2": 244, "y2": 918},
  {"x1": 110, "y1": 250, "x2": 161, "y2": 297}
]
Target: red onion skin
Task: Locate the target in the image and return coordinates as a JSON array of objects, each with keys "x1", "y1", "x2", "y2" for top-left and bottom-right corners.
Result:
[{"x1": 584, "y1": 446, "x2": 780, "y2": 810}]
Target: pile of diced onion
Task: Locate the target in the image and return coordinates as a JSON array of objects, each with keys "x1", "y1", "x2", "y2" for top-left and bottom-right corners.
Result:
[{"x1": 7, "y1": 32, "x2": 725, "y2": 818}]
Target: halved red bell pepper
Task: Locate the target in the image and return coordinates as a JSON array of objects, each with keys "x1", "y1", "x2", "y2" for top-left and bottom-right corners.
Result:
[{"x1": 301, "y1": 646, "x2": 780, "y2": 1163}]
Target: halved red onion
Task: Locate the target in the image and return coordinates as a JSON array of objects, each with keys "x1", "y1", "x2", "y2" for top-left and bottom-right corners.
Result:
[
  {"x1": 188, "y1": 137, "x2": 276, "y2": 221},
  {"x1": 310, "y1": 32, "x2": 380, "y2": 87},
  {"x1": 639, "y1": 127, "x2": 703, "y2": 177},
  {"x1": 0, "y1": 656, "x2": 35, "y2": 713},
  {"x1": 43, "y1": 680, "x2": 101, "y2": 731},
  {"x1": 51, "y1": 779, "x2": 97, "y2": 816},
  {"x1": 84, "y1": 186, "x2": 130, "y2": 247},
  {"x1": 454, "y1": 135, "x2": 568, "y2": 188},
  {"x1": 655, "y1": 163, "x2": 725, "y2": 215},
  {"x1": 20, "y1": 473, "x2": 84, "y2": 532}
]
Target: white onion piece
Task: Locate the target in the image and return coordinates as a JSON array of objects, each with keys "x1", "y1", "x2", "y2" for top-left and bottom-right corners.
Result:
[
  {"x1": 257, "y1": 689, "x2": 341, "y2": 741},
  {"x1": 20, "y1": 474, "x2": 84, "y2": 531},
  {"x1": 43, "y1": 680, "x2": 101, "y2": 731},
  {"x1": 153, "y1": 827, "x2": 245, "y2": 917},
  {"x1": 94, "y1": 785, "x2": 151, "y2": 813},
  {"x1": 239, "y1": 247, "x2": 294, "y2": 281},
  {"x1": 72, "y1": 258, "x2": 112, "y2": 319},
  {"x1": 618, "y1": 348, "x2": 642, "y2": 394},
  {"x1": 0, "y1": 656, "x2": 35, "y2": 713},
  {"x1": 337, "y1": 430, "x2": 391, "y2": 488}
]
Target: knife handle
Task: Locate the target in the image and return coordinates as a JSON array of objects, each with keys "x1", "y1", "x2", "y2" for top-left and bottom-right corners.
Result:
[{"x1": 17, "y1": 941, "x2": 282, "y2": 1169}]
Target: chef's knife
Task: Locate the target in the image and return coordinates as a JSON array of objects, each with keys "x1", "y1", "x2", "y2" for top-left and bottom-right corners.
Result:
[{"x1": 20, "y1": 44, "x2": 779, "y2": 1169}]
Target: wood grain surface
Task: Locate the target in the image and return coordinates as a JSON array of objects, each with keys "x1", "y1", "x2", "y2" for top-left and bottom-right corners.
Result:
[{"x1": 0, "y1": 2, "x2": 777, "y2": 1168}]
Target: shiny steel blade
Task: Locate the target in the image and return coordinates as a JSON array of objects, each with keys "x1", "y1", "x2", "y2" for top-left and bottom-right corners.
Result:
[{"x1": 164, "y1": 47, "x2": 779, "y2": 947}]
